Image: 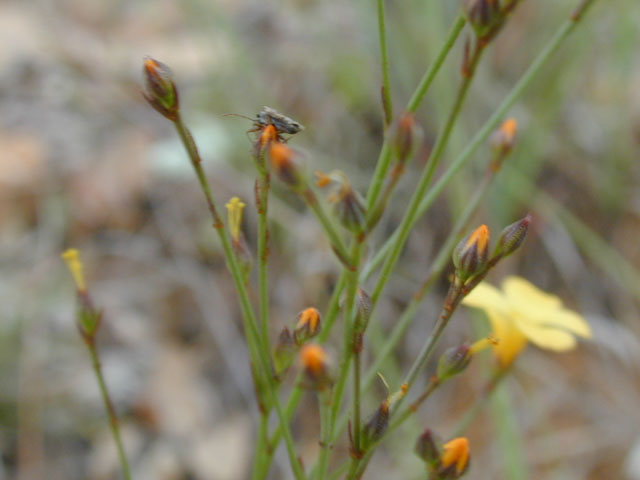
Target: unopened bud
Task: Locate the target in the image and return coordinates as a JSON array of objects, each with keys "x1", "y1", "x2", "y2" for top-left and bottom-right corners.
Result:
[
  {"x1": 316, "y1": 170, "x2": 366, "y2": 233},
  {"x1": 361, "y1": 400, "x2": 390, "y2": 449},
  {"x1": 273, "y1": 327, "x2": 296, "y2": 375},
  {"x1": 269, "y1": 142, "x2": 304, "y2": 190},
  {"x1": 439, "y1": 437, "x2": 470, "y2": 479},
  {"x1": 415, "y1": 428, "x2": 441, "y2": 468},
  {"x1": 142, "y1": 57, "x2": 179, "y2": 121},
  {"x1": 354, "y1": 288, "x2": 372, "y2": 333},
  {"x1": 492, "y1": 214, "x2": 531, "y2": 260},
  {"x1": 437, "y1": 344, "x2": 471, "y2": 381},
  {"x1": 453, "y1": 225, "x2": 490, "y2": 281},
  {"x1": 463, "y1": 0, "x2": 501, "y2": 39},
  {"x1": 293, "y1": 307, "x2": 322, "y2": 345},
  {"x1": 393, "y1": 113, "x2": 422, "y2": 164},
  {"x1": 299, "y1": 344, "x2": 331, "y2": 390},
  {"x1": 490, "y1": 118, "x2": 517, "y2": 154}
]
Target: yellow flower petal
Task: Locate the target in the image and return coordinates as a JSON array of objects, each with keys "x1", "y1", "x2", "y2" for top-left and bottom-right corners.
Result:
[
  {"x1": 502, "y1": 276, "x2": 562, "y2": 312},
  {"x1": 542, "y1": 309, "x2": 591, "y2": 338},
  {"x1": 483, "y1": 310, "x2": 528, "y2": 366},
  {"x1": 462, "y1": 282, "x2": 509, "y2": 315},
  {"x1": 512, "y1": 315, "x2": 578, "y2": 351}
]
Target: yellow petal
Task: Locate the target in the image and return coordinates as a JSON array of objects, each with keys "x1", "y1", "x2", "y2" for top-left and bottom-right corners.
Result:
[
  {"x1": 542, "y1": 309, "x2": 591, "y2": 339},
  {"x1": 483, "y1": 310, "x2": 528, "y2": 366},
  {"x1": 503, "y1": 276, "x2": 562, "y2": 312},
  {"x1": 462, "y1": 282, "x2": 509, "y2": 315},
  {"x1": 512, "y1": 314, "x2": 577, "y2": 351}
]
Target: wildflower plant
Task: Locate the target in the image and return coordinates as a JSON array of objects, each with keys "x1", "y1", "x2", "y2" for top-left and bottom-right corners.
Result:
[{"x1": 60, "y1": 0, "x2": 601, "y2": 478}]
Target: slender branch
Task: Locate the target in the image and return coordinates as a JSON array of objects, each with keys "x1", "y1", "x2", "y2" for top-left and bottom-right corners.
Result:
[
  {"x1": 174, "y1": 116, "x2": 306, "y2": 480},
  {"x1": 366, "y1": 13, "x2": 466, "y2": 210},
  {"x1": 370, "y1": 44, "x2": 485, "y2": 309},
  {"x1": 87, "y1": 342, "x2": 132, "y2": 480},
  {"x1": 377, "y1": 0, "x2": 393, "y2": 127}
]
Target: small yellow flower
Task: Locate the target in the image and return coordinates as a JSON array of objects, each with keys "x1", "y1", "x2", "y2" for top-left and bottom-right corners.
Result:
[
  {"x1": 225, "y1": 197, "x2": 246, "y2": 243},
  {"x1": 61, "y1": 248, "x2": 86, "y2": 292},
  {"x1": 462, "y1": 276, "x2": 591, "y2": 366}
]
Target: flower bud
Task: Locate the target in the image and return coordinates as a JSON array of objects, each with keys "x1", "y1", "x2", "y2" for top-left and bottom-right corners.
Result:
[
  {"x1": 361, "y1": 400, "x2": 390, "y2": 449},
  {"x1": 62, "y1": 249, "x2": 102, "y2": 340},
  {"x1": 490, "y1": 118, "x2": 517, "y2": 155},
  {"x1": 299, "y1": 344, "x2": 331, "y2": 390},
  {"x1": 439, "y1": 437, "x2": 470, "y2": 478},
  {"x1": 293, "y1": 307, "x2": 322, "y2": 345},
  {"x1": 316, "y1": 170, "x2": 366, "y2": 234},
  {"x1": 463, "y1": 0, "x2": 501, "y2": 39},
  {"x1": 415, "y1": 428, "x2": 441, "y2": 468},
  {"x1": 354, "y1": 288, "x2": 372, "y2": 334},
  {"x1": 437, "y1": 344, "x2": 471, "y2": 382},
  {"x1": 269, "y1": 142, "x2": 304, "y2": 190},
  {"x1": 273, "y1": 327, "x2": 296, "y2": 375},
  {"x1": 392, "y1": 113, "x2": 422, "y2": 165},
  {"x1": 142, "y1": 57, "x2": 179, "y2": 120},
  {"x1": 492, "y1": 214, "x2": 531, "y2": 260},
  {"x1": 453, "y1": 225, "x2": 490, "y2": 281}
]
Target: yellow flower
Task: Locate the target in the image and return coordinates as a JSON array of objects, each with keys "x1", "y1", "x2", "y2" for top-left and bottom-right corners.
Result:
[
  {"x1": 225, "y1": 197, "x2": 246, "y2": 243},
  {"x1": 61, "y1": 248, "x2": 86, "y2": 292},
  {"x1": 462, "y1": 276, "x2": 591, "y2": 366},
  {"x1": 440, "y1": 437, "x2": 470, "y2": 476}
]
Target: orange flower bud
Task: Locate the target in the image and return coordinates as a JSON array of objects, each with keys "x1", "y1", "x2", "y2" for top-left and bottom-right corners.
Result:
[
  {"x1": 293, "y1": 307, "x2": 322, "y2": 345},
  {"x1": 299, "y1": 344, "x2": 331, "y2": 390},
  {"x1": 490, "y1": 118, "x2": 518, "y2": 155},
  {"x1": 439, "y1": 437, "x2": 470, "y2": 478},
  {"x1": 269, "y1": 142, "x2": 303, "y2": 190},
  {"x1": 453, "y1": 225, "x2": 490, "y2": 281}
]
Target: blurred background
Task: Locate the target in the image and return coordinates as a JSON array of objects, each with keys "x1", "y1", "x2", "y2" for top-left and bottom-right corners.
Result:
[{"x1": 1, "y1": 0, "x2": 639, "y2": 478}]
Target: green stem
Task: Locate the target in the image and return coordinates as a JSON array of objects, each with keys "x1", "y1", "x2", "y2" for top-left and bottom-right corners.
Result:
[
  {"x1": 344, "y1": 378, "x2": 442, "y2": 479},
  {"x1": 258, "y1": 275, "x2": 347, "y2": 479},
  {"x1": 174, "y1": 116, "x2": 306, "y2": 480},
  {"x1": 333, "y1": 171, "x2": 494, "y2": 440},
  {"x1": 251, "y1": 414, "x2": 269, "y2": 480},
  {"x1": 303, "y1": 188, "x2": 352, "y2": 270},
  {"x1": 366, "y1": 13, "x2": 466, "y2": 209},
  {"x1": 256, "y1": 163, "x2": 271, "y2": 350},
  {"x1": 370, "y1": 44, "x2": 485, "y2": 309},
  {"x1": 406, "y1": 14, "x2": 466, "y2": 113},
  {"x1": 377, "y1": 0, "x2": 393, "y2": 127},
  {"x1": 316, "y1": 242, "x2": 363, "y2": 480},
  {"x1": 491, "y1": 380, "x2": 529, "y2": 480},
  {"x1": 87, "y1": 343, "x2": 132, "y2": 480}
]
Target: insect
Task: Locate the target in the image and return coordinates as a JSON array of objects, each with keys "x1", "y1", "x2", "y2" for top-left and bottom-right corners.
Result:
[
  {"x1": 226, "y1": 106, "x2": 304, "y2": 143},
  {"x1": 253, "y1": 106, "x2": 304, "y2": 136}
]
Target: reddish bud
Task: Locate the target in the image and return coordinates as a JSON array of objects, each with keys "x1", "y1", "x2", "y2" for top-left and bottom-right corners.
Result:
[{"x1": 142, "y1": 57, "x2": 179, "y2": 120}]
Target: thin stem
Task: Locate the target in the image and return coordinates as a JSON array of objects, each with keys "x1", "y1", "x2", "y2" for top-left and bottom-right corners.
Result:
[
  {"x1": 174, "y1": 116, "x2": 306, "y2": 480},
  {"x1": 256, "y1": 168, "x2": 271, "y2": 350},
  {"x1": 370, "y1": 44, "x2": 485, "y2": 309},
  {"x1": 87, "y1": 343, "x2": 132, "y2": 480},
  {"x1": 302, "y1": 187, "x2": 352, "y2": 270},
  {"x1": 316, "y1": 242, "x2": 363, "y2": 480},
  {"x1": 377, "y1": 0, "x2": 393, "y2": 127},
  {"x1": 251, "y1": 414, "x2": 269, "y2": 480},
  {"x1": 344, "y1": 378, "x2": 442, "y2": 479},
  {"x1": 406, "y1": 14, "x2": 466, "y2": 113},
  {"x1": 366, "y1": 13, "x2": 466, "y2": 210},
  {"x1": 352, "y1": 342, "x2": 362, "y2": 455},
  {"x1": 258, "y1": 275, "x2": 347, "y2": 479}
]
